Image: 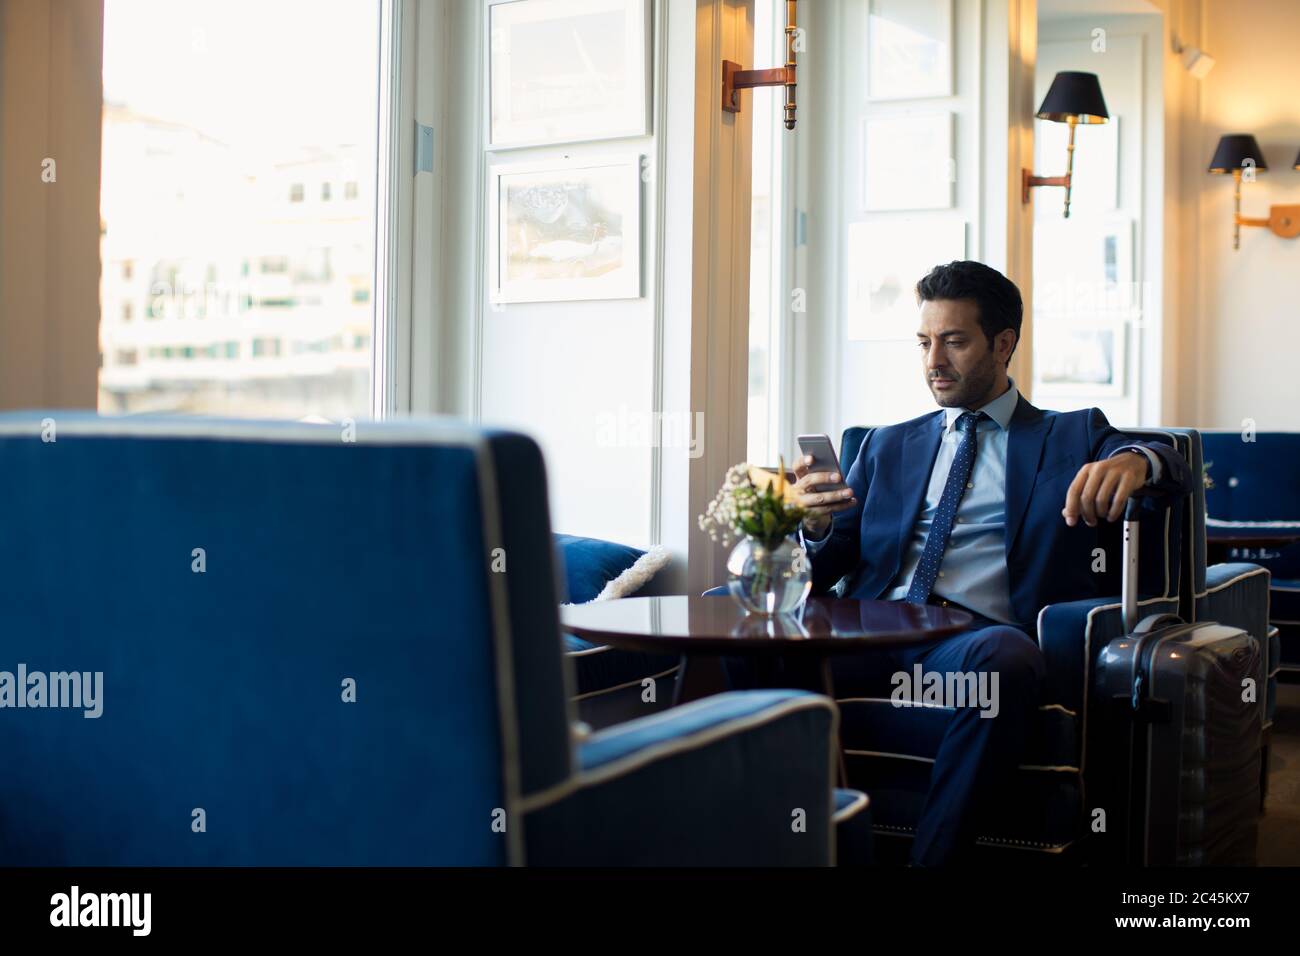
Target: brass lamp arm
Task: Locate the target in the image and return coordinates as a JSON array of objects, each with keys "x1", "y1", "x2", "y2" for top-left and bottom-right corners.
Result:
[
  {"x1": 1022, "y1": 117, "x2": 1079, "y2": 218},
  {"x1": 721, "y1": 0, "x2": 798, "y2": 130},
  {"x1": 1228, "y1": 168, "x2": 1300, "y2": 247}
]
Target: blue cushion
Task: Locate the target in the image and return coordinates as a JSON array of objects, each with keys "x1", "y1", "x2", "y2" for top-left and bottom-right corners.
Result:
[
  {"x1": 556, "y1": 535, "x2": 675, "y2": 705},
  {"x1": 556, "y1": 534, "x2": 646, "y2": 604}
]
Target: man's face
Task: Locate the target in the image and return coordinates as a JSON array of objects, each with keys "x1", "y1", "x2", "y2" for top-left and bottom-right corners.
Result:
[{"x1": 916, "y1": 298, "x2": 1009, "y2": 408}]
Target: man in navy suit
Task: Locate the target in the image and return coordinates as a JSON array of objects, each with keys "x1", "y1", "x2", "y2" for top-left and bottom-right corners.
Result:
[{"x1": 794, "y1": 260, "x2": 1190, "y2": 865}]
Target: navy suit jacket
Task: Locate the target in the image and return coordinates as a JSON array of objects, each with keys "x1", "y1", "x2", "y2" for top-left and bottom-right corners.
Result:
[{"x1": 809, "y1": 397, "x2": 1193, "y2": 630}]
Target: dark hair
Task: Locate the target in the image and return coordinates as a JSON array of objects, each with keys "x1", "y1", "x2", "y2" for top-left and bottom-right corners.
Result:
[{"x1": 915, "y1": 260, "x2": 1023, "y2": 357}]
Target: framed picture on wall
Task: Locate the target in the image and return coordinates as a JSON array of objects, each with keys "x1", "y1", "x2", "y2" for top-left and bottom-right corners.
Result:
[
  {"x1": 846, "y1": 217, "x2": 966, "y2": 341},
  {"x1": 487, "y1": 0, "x2": 651, "y2": 149},
  {"x1": 867, "y1": 0, "x2": 953, "y2": 101},
  {"x1": 489, "y1": 154, "x2": 642, "y2": 304},
  {"x1": 1033, "y1": 215, "x2": 1135, "y2": 316},
  {"x1": 861, "y1": 112, "x2": 954, "y2": 210},
  {"x1": 1033, "y1": 321, "x2": 1127, "y2": 397}
]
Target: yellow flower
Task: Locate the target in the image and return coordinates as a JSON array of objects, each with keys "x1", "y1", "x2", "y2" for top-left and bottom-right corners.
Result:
[{"x1": 748, "y1": 462, "x2": 801, "y2": 507}]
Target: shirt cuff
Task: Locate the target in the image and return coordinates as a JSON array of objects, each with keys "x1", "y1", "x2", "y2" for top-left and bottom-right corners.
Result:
[
  {"x1": 800, "y1": 523, "x2": 831, "y2": 554},
  {"x1": 1109, "y1": 445, "x2": 1162, "y2": 486}
]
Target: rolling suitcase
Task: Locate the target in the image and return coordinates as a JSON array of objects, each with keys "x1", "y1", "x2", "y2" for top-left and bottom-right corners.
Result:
[{"x1": 1093, "y1": 498, "x2": 1262, "y2": 865}]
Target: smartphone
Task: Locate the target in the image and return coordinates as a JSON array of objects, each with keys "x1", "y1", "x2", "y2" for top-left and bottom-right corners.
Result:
[{"x1": 796, "y1": 434, "x2": 848, "y2": 493}]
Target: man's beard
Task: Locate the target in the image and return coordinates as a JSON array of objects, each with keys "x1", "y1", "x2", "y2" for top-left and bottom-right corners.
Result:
[{"x1": 929, "y1": 352, "x2": 998, "y2": 408}]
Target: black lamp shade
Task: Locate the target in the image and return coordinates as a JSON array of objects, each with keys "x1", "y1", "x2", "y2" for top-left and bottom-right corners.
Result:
[
  {"x1": 1207, "y1": 134, "x2": 1268, "y2": 174},
  {"x1": 1035, "y1": 71, "x2": 1109, "y2": 124}
]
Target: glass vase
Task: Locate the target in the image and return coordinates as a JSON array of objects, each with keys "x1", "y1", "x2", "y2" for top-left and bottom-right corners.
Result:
[{"x1": 726, "y1": 536, "x2": 811, "y2": 616}]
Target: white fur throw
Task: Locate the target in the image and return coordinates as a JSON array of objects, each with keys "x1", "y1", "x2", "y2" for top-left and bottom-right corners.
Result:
[{"x1": 562, "y1": 545, "x2": 672, "y2": 605}]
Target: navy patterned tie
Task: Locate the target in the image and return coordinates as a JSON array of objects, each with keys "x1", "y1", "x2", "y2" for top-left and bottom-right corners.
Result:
[{"x1": 906, "y1": 411, "x2": 986, "y2": 605}]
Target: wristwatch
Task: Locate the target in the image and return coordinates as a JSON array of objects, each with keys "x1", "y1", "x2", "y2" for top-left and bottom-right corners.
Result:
[{"x1": 1127, "y1": 446, "x2": 1153, "y2": 481}]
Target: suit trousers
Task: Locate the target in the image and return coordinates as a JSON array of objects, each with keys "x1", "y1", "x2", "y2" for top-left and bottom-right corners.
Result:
[
  {"x1": 854, "y1": 615, "x2": 1045, "y2": 865},
  {"x1": 724, "y1": 604, "x2": 1046, "y2": 865}
]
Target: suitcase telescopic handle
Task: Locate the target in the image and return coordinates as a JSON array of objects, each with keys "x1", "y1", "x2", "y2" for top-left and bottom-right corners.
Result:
[{"x1": 1122, "y1": 497, "x2": 1143, "y2": 632}]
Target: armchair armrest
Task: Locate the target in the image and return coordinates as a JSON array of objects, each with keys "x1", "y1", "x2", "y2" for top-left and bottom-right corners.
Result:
[
  {"x1": 1202, "y1": 562, "x2": 1271, "y2": 644},
  {"x1": 522, "y1": 690, "x2": 839, "y2": 866},
  {"x1": 1036, "y1": 593, "x2": 1180, "y2": 716}
]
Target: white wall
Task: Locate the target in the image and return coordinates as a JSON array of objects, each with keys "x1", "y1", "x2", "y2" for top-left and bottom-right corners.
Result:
[{"x1": 1192, "y1": 0, "x2": 1300, "y2": 428}]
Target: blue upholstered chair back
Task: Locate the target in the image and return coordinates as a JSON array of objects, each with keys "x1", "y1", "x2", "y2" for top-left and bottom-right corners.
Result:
[
  {"x1": 0, "y1": 414, "x2": 574, "y2": 864},
  {"x1": 1122, "y1": 428, "x2": 1202, "y2": 617},
  {"x1": 1201, "y1": 429, "x2": 1300, "y2": 578}
]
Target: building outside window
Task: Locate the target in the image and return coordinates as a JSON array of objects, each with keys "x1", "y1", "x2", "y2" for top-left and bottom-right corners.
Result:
[{"x1": 99, "y1": 0, "x2": 380, "y2": 419}]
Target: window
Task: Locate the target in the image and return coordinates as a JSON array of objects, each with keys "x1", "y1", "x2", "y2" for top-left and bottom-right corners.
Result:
[
  {"x1": 746, "y1": 0, "x2": 788, "y2": 466},
  {"x1": 99, "y1": 0, "x2": 380, "y2": 418}
]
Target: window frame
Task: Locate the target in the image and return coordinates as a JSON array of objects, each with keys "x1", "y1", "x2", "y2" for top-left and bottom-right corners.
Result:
[
  {"x1": 371, "y1": 0, "x2": 411, "y2": 420},
  {"x1": 748, "y1": 0, "x2": 796, "y2": 466}
]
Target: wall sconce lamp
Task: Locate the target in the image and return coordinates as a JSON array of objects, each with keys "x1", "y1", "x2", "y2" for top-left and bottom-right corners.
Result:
[
  {"x1": 1022, "y1": 71, "x2": 1109, "y2": 218},
  {"x1": 1207, "y1": 134, "x2": 1300, "y2": 250},
  {"x1": 722, "y1": 0, "x2": 797, "y2": 130}
]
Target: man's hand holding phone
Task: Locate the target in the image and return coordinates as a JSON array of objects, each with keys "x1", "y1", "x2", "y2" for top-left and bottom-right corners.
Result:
[{"x1": 793, "y1": 450, "x2": 856, "y2": 541}]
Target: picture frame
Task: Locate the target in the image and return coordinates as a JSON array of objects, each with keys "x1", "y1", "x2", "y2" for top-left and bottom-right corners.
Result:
[
  {"x1": 486, "y1": 0, "x2": 652, "y2": 150},
  {"x1": 1032, "y1": 320, "x2": 1128, "y2": 397},
  {"x1": 862, "y1": 112, "x2": 955, "y2": 211},
  {"x1": 489, "y1": 154, "x2": 642, "y2": 304},
  {"x1": 867, "y1": 0, "x2": 953, "y2": 101},
  {"x1": 1033, "y1": 215, "x2": 1135, "y2": 317},
  {"x1": 846, "y1": 217, "x2": 966, "y2": 341}
]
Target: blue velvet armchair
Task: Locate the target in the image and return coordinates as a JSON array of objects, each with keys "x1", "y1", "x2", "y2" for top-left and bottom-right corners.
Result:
[{"x1": 0, "y1": 413, "x2": 864, "y2": 865}]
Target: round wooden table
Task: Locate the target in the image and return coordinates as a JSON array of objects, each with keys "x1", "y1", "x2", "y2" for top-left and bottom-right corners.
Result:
[{"x1": 560, "y1": 595, "x2": 973, "y2": 784}]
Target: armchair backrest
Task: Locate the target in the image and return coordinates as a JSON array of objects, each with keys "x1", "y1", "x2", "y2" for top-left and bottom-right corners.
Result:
[
  {"x1": 839, "y1": 426, "x2": 872, "y2": 478},
  {"x1": 1120, "y1": 427, "x2": 1201, "y2": 617},
  {"x1": 0, "y1": 413, "x2": 574, "y2": 864}
]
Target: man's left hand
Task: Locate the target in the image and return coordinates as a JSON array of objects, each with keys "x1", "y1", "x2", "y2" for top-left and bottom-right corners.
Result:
[{"x1": 1062, "y1": 452, "x2": 1149, "y2": 527}]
